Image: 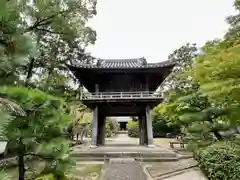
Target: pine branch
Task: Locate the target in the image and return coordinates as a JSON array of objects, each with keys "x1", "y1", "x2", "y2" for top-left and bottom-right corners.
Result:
[
  {"x1": 36, "y1": 28, "x2": 66, "y2": 35},
  {"x1": 24, "y1": 153, "x2": 59, "y2": 161},
  {"x1": 25, "y1": 10, "x2": 70, "y2": 33},
  {"x1": 0, "y1": 97, "x2": 26, "y2": 116}
]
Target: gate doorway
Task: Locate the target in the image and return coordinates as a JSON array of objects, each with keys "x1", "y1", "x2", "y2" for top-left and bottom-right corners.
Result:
[
  {"x1": 110, "y1": 116, "x2": 131, "y2": 131},
  {"x1": 119, "y1": 121, "x2": 127, "y2": 131}
]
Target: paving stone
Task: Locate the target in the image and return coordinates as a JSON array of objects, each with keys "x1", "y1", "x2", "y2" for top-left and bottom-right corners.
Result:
[
  {"x1": 102, "y1": 160, "x2": 147, "y2": 180},
  {"x1": 162, "y1": 169, "x2": 207, "y2": 180}
]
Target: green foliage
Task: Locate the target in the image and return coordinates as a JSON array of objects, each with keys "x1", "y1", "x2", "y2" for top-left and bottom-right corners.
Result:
[
  {"x1": 37, "y1": 138, "x2": 75, "y2": 178},
  {"x1": 159, "y1": 88, "x2": 232, "y2": 147},
  {"x1": 0, "y1": 170, "x2": 11, "y2": 180},
  {"x1": 87, "y1": 118, "x2": 119, "y2": 138},
  {"x1": 156, "y1": 2, "x2": 240, "y2": 178},
  {"x1": 0, "y1": 86, "x2": 71, "y2": 141},
  {"x1": 0, "y1": 0, "x2": 97, "y2": 179},
  {"x1": 0, "y1": 0, "x2": 36, "y2": 85},
  {"x1": 131, "y1": 116, "x2": 138, "y2": 121},
  {"x1": 127, "y1": 121, "x2": 139, "y2": 138},
  {"x1": 35, "y1": 173, "x2": 56, "y2": 180},
  {"x1": 21, "y1": 0, "x2": 97, "y2": 93},
  {"x1": 152, "y1": 111, "x2": 180, "y2": 137},
  {"x1": 190, "y1": 0, "x2": 240, "y2": 127},
  {"x1": 160, "y1": 43, "x2": 198, "y2": 93},
  {"x1": 0, "y1": 86, "x2": 74, "y2": 179},
  {"x1": 105, "y1": 118, "x2": 119, "y2": 137},
  {"x1": 195, "y1": 142, "x2": 240, "y2": 180},
  {"x1": 192, "y1": 43, "x2": 240, "y2": 125},
  {"x1": 0, "y1": 97, "x2": 25, "y2": 117}
]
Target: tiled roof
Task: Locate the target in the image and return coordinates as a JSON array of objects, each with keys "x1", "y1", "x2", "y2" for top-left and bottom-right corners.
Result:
[{"x1": 69, "y1": 57, "x2": 175, "y2": 69}]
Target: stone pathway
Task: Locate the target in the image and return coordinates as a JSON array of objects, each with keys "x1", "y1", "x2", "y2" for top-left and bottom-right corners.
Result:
[
  {"x1": 101, "y1": 158, "x2": 147, "y2": 180},
  {"x1": 72, "y1": 132, "x2": 207, "y2": 180}
]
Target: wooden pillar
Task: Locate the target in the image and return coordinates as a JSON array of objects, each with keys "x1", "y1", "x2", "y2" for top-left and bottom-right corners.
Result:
[
  {"x1": 145, "y1": 75, "x2": 149, "y2": 92},
  {"x1": 95, "y1": 84, "x2": 99, "y2": 93},
  {"x1": 138, "y1": 116, "x2": 144, "y2": 145},
  {"x1": 97, "y1": 115, "x2": 106, "y2": 146},
  {"x1": 142, "y1": 115, "x2": 148, "y2": 145},
  {"x1": 90, "y1": 106, "x2": 98, "y2": 148},
  {"x1": 146, "y1": 106, "x2": 154, "y2": 147}
]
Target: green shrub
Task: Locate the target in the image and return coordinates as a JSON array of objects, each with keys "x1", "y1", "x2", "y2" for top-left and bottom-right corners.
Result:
[
  {"x1": 106, "y1": 118, "x2": 119, "y2": 137},
  {"x1": 152, "y1": 114, "x2": 181, "y2": 137},
  {"x1": 105, "y1": 118, "x2": 119, "y2": 137},
  {"x1": 127, "y1": 121, "x2": 139, "y2": 137},
  {"x1": 195, "y1": 141, "x2": 240, "y2": 180},
  {"x1": 0, "y1": 170, "x2": 11, "y2": 180},
  {"x1": 35, "y1": 173, "x2": 56, "y2": 180},
  {"x1": 87, "y1": 118, "x2": 119, "y2": 138}
]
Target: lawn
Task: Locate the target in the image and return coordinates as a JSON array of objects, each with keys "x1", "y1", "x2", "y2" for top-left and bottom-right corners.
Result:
[
  {"x1": 5, "y1": 162, "x2": 103, "y2": 180},
  {"x1": 154, "y1": 138, "x2": 176, "y2": 145},
  {"x1": 72, "y1": 164, "x2": 103, "y2": 179}
]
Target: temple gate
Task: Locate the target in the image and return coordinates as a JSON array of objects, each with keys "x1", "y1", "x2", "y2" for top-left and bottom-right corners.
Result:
[{"x1": 68, "y1": 57, "x2": 175, "y2": 147}]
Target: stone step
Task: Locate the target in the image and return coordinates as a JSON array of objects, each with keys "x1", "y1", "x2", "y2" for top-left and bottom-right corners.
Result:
[
  {"x1": 109, "y1": 158, "x2": 135, "y2": 164},
  {"x1": 71, "y1": 150, "x2": 178, "y2": 162},
  {"x1": 74, "y1": 156, "x2": 179, "y2": 162},
  {"x1": 71, "y1": 152, "x2": 177, "y2": 158},
  {"x1": 137, "y1": 157, "x2": 178, "y2": 162}
]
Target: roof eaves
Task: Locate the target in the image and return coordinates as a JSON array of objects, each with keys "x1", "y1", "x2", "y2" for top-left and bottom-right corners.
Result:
[{"x1": 69, "y1": 59, "x2": 176, "y2": 69}]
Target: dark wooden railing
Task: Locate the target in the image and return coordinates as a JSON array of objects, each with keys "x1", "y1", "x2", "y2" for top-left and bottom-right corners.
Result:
[{"x1": 80, "y1": 91, "x2": 162, "y2": 100}]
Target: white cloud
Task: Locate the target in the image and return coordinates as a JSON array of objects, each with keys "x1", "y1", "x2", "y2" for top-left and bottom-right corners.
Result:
[{"x1": 87, "y1": 0, "x2": 236, "y2": 62}]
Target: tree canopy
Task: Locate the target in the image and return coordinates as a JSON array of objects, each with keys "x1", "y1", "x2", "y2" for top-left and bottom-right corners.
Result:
[
  {"x1": 155, "y1": 0, "x2": 240, "y2": 151},
  {"x1": 0, "y1": 0, "x2": 97, "y2": 179}
]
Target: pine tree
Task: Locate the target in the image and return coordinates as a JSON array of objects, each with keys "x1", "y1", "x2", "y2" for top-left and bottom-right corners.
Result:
[{"x1": 0, "y1": 87, "x2": 74, "y2": 180}]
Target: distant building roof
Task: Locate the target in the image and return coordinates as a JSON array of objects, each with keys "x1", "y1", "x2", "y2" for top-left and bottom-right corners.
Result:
[
  {"x1": 109, "y1": 116, "x2": 132, "y2": 122},
  {"x1": 69, "y1": 57, "x2": 175, "y2": 69}
]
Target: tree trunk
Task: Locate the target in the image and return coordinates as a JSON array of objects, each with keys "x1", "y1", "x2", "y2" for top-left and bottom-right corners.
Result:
[
  {"x1": 213, "y1": 130, "x2": 223, "y2": 140},
  {"x1": 208, "y1": 119, "x2": 223, "y2": 140},
  {"x1": 25, "y1": 32, "x2": 40, "y2": 86},
  {"x1": 18, "y1": 154, "x2": 25, "y2": 180},
  {"x1": 25, "y1": 57, "x2": 35, "y2": 86},
  {"x1": 18, "y1": 138, "x2": 25, "y2": 180}
]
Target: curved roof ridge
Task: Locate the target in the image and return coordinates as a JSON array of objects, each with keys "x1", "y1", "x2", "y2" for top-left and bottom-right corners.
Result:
[
  {"x1": 69, "y1": 57, "x2": 176, "y2": 69},
  {"x1": 98, "y1": 57, "x2": 143, "y2": 60},
  {"x1": 98, "y1": 57, "x2": 143, "y2": 63}
]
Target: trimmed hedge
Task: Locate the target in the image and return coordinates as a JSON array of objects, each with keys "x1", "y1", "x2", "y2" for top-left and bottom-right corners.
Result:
[
  {"x1": 127, "y1": 121, "x2": 139, "y2": 137},
  {"x1": 195, "y1": 141, "x2": 240, "y2": 180}
]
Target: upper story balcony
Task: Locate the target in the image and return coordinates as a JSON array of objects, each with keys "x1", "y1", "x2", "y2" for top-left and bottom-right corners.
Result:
[{"x1": 80, "y1": 91, "x2": 163, "y2": 101}]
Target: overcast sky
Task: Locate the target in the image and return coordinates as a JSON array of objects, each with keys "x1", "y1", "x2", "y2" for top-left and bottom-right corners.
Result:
[{"x1": 87, "y1": 0, "x2": 236, "y2": 63}]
